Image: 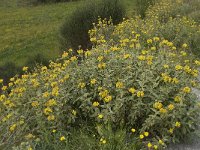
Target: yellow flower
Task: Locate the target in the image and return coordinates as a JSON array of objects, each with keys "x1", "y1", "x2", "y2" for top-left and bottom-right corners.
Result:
[
  {"x1": 0, "y1": 79, "x2": 3, "y2": 84},
  {"x1": 70, "y1": 56, "x2": 77, "y2": 61},
  {"x1": 182, "y1": 43, "x2": 188, "y2": 48},
  {"x1": 147, "y1": 39, "x2": 153, "y2": 44},
  {"x1": 90, "y1": 37, "x2": 97, "y2": 42},
  {"x1": 151, "y1": 46, "x2": 156, "y2": 51},
  {"x1": 159, "y1": 140, "x2": 164, "y2": 145},
  {"x1": 19, "y1": 120, "x2": 24, "y2": 125},
  {"x1": 52, "y1": 87, "x2": 59, "y2": 96},
  {"x1": 154, "y1": 145, "x2": 158, "y2": 149},
  {"x1": 99, "y1": 90, "x2": 108, "y2": 98},
  {"x1": 136, "y1": 43, "x2": 141, "y2": 49},
  {"x1": 22, "y1": 66, "x2": 28, "y2": 71},
  {"x1": 28, "y1": 147, "x2": 33, "y2": 150},
  {"x1": 77, "y1": 49, "x2": 84, "y2": 54},
  {"x1": 116, "y1": 81, "x2": 124, "y2": 88},
  {"x1": 102, "y1": 140, "x2": 106, "y2": 144},
  {"x1": 62, "y1": 51, "x2": 69, "y2": 58},
  {"x1": 195, "y1": 60, "x2": 200, "y2": 65},
  {"x1": 183, "y1": 87, "x2": 191, "y2": 93},
  {"x1": 131, "y1": 128, "x2": 136, "y2": 133},
  {"x1": 10, "y1": 77, "x2": 15, "y2": 82},
  {"x1": 85, "y1": 51, "x2": 92, "y2": 57},
  {"x1": 137, "y1": 91, "x2": 144, "y2": 97},
  {"x1": 72, "y1": 110, "x2": 77, "y2": 116},
  {"x1": 169, "y1": 128, "x2": 174, "y2": 134},
  {"x1": 100, "y1": 138, "x2": 106, "y2": 144},
  {"x1": 31, "y1": 101, "x2": 39, "y2": 107},
  {"x1": 60, "y1": 136, "x2": 65, "y2": 141},
  {"x1": 172, "y1": 46, "x2": 177, "y2": 50},
  {"x1": 137, "y1": 55, "x2": 146, "y2": 61},
  {"x1": 90, "y1": 79, "x2": 97, "y2": 85},
  {"x1": 148, "y1": 142, "x2": 152, "y2": 148},
  {"x1": 192, "y1": 69, "x2": 198, "y2": 77},
  {"x1": 47, "y1": 115, "x2": 55, "y2": 121},
  {"x1": 45, "y1": 99, "x2": 57, "y2": 107},
  {"x1": 172, "y1": 78, "x2": 179, "y2": 84},
  {"x1": 43, "y1": 107, "x2": 52, "y2": 115},
  {"x1": 142, "y1": 50, "x2": 148, "y2": 55},
  {"x1": 43, "y1": 92, "x2": 49, "y2": 98},
  {"x1": 175, "y1": 65, "x2": 183, "y2": 71},
  {"x1": 91, "y1": 100, "x2": 99, "y2": 106},
  {"x1": 8, "y1": 82, "x2": 13, "y2": 87},
  {"x1": 160, "y1": 108, "x2": 167, "y2": 113},
  {"x1": 184, "y1": 60, "x2": 189, "y2": 63},
  {"x1": 98, "y1": 114, "x2": 103, "y2": 119},
  {"x1": 9, "y1": 124, "x2": 17, "y2": 132},
  {"x1": 139, "y1": 134, "x2": 144, "y2": 139},
  {"x1": 191, "y1": 81, "x2": 197, "y2": 87},
  {"x1": 51, "y1": 82, "x2": 57, "y2": 88},
  {"x1": 52, "y1": 129, "x2": 56, "y2": 133},
  {"x1": 104, "y1": 95, "x2": 112, "y2": 103},
  {"x1": 98, "y1": 63, "x2": 106, "y2": 69},
  {"x1": 174, "y1": 96, "x2": 181, "y2": 102},
  {"x1": 147, "y1": 61, "x2": 153, "y2": 65},
  {"x1": 2, "y1": 86, "x2": 7, "y2": 91},
  {"x1": 144, "y1": 132, "x2": 149, "y2": 137},
  {"x1": 64, "y1": 74, "x2": 70, "y2": 80},
  {"x1": 97, "y1": 56, "x2": 104, "y2": 61},
  {"x1": 175, "y1": 122, "x2": 181, "y2": 128},
  {"x1": 181, "y1": 51, "x2": 187, "y2": 56},
  {"x1": 163, "y1": 64, "x2": 169, "y2": 69},
  {"x1": 129, "y1": 88, "x2": 136, "y2": 94},
  {"x1": 78, "y1": 82, "x2": 86, "y2": 88},
  {"x1": 41, "y1": 66, "x2": 48, "y2": 72},
  {"x1": 124, "y1": 54, "x2": 131, "y2": 59},
  {"x1": 168, "y1": 104, "x2": 174, "y2": 110},
  {"x1": 167, "y1": 42, "x2": 173, "y2": 47},
  {"x1": 154, "y1": 102, "x2": 163, "y2": 109},
  {"x1": 153, "y1": 37, "x2": 160, "y2": 41},
  {"x1": 25, "y1": 133, "x2": 35, "y2": 139}
]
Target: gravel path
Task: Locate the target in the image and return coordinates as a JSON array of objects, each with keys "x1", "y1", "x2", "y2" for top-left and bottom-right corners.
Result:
[{"x1": 167, "y1": 88, "x2": 200, "y2": 150}]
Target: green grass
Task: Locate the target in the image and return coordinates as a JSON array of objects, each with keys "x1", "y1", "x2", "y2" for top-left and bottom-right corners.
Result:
[
  {"x1": 0, "y1": 0, "x2": 82, "y2": 66},
  {"x1": 0, "y1": 0, "x2": 135, "y2": 67}
]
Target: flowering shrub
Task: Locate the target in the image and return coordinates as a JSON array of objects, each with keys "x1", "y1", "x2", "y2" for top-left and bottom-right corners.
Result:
[
  {"x1": 90, "y1": 0, "x2": 200, "y2": 58},
  {"x1": 0, "y1": 0, "x2": 200, "y2": 149}
]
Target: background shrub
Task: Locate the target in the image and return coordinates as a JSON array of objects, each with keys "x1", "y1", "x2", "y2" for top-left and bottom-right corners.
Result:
[
  {"x1": 17, "y1": 0, "x2": 79, "y2": 6},
  {"x1": 25, "y1": 54, "x2": 49, "y2": 69},
  {"x1": 0, "y1": 54, "x2": 49, "y2": 85},
  {"x1": 0, "y1": 62, "x2": 21, "y2": 85},
  {"x1": 60, "y1": 0, "x2": 125, "y2": 52},
  {"x1": 135, "y1": 0, "x2": 155, "y2": 18}
]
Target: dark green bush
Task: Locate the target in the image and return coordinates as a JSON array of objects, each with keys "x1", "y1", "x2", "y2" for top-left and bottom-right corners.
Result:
[
  {"x1": 33, "y1": 0, "x2": 77, "y2": 4},
  {"x1": 0, "y1": 62, "x2": 21, "y2": 85},
  {"x1": 17, "y1": 0, "x2": 78, "y2": 6},
  {"x1": 25, "y1": 54, "x2": 49, "y2": 69},
  {"x1": 60, "y1": 0, "x2": 125, "y2": 52},
  {"x1": 136, "y1": 0, "x2": 155, "y2": 18},
  {"x1": 0, "y1": 54, "x2": 49, "y2": 85}
]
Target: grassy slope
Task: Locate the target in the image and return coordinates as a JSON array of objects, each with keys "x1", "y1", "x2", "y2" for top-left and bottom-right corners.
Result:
[
  {"x1": 0, "y1": 1, "x2": 82, "y2": 66},
  {"x1": 0, "y1": 0, "x2": 135, "y2": 67}
]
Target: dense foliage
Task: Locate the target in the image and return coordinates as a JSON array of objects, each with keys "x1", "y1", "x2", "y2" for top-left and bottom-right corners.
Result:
[
  {"x1": 135, "y1": 0, "x2": 155, "y2": 18},
  {"x1": 18, "y1": 0, "x2": 79, "y2": 5},
  {"x1": 0, "y1": 0, "x2": 200, "y2": 150}
]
